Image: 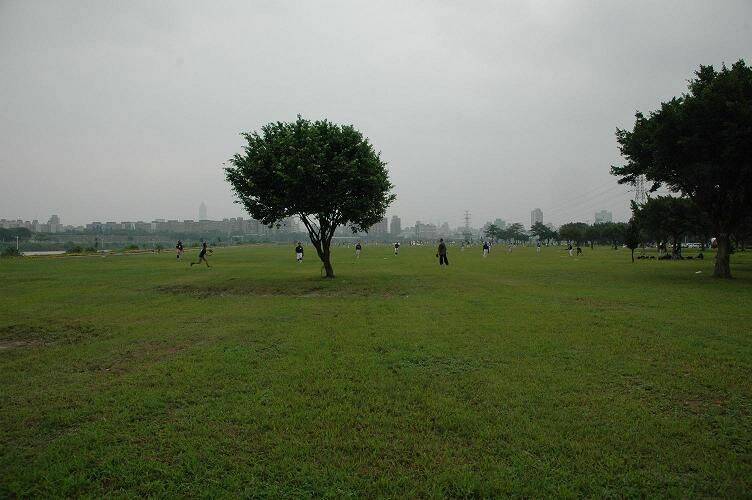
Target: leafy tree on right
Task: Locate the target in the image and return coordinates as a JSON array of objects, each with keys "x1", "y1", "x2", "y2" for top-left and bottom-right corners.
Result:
[{"x1": 611, "y1": 60, "x2": 752, "y2": 278}]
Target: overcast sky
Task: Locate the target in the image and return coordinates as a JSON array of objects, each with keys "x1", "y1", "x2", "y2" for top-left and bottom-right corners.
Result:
[{"x1": 1, "y1": 1, "x2": 750, "y2": 228}]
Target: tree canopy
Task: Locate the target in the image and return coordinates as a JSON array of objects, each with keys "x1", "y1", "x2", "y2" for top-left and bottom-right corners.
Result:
[
  {"x1": 530, "y1": 222, "x2": 557, "y2": 244},
  {"x1": 611, "y1": 60, "x2": 752, "y2": 278},
  {"x1": 225, "y1": 116, "x2": 395, "y2": 278},
  {"x1": 558, "y1": 222, "x2": 589, "y2": 246}
]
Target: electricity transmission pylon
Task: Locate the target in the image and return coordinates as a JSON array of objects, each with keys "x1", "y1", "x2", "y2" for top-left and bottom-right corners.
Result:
[{"x1": 634, "y1": 175, "x2": 647, "y2": 205}]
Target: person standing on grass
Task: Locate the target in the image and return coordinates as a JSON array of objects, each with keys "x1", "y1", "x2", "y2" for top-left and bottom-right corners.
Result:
[
  {"x1": 190, "y1": 241, "x2": 211, "y2": 268},
  {"x1": 536, "y1": 240, "x2": 541, "y2": 253},
  {"x1": 483, "y1": 241, "x2": 490, "y2": 257},
  {"x1": 576, "y1": 244, "x2": 583, "y2": 256},
  {"x1": 176, "y1": 239, "x2": 184, "y2": 259},
  {"x1": 437, "y1": 238, "x2": 449, "y2": 267},
  {"x1": 568, "y1": 242, "x2": 573, "y2": 256},
  {"x1": 295, "y1": 242, "x2": 304, "y2": 263},
  {"x1": 355, "y1": 241, "x2": 362, "y2": 258},
  {"x1": 394, "y1": 242, "x2": 400, "y2": 255}
]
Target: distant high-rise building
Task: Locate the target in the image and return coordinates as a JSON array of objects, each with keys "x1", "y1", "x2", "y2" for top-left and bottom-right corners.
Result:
[
  {"x1": 530, "y1": 208, "x2": 543, "y2": 227},
  {"x1": 390, "y1": 215, "x2": 401, "y2": 236},
  {"x1": 594, "y1": 210, "x2": 613, "y2": 224},
  {"x1": 199, "y1": 202, "x2": 207, "y2": 221},
  {"x1": 370, "y1": 217, "x2": 389, "y2": 235},
  {"x1": 48, "y1": 214, "x2": 62, "y2": 233}
]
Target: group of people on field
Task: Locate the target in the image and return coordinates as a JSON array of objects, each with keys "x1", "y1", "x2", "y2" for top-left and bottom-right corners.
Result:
[{"x1": 180, "y1": 237, "x2": 584, "y2": 270}]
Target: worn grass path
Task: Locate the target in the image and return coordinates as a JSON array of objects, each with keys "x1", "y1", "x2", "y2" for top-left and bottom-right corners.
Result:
[{"x1": 1, "y1": 244, "x2": 751, "y2": 497}]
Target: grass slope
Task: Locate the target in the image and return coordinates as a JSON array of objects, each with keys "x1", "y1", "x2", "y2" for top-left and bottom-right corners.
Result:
[{"x1": 1, "y1": 245, "x2": 751, "y2": 497}]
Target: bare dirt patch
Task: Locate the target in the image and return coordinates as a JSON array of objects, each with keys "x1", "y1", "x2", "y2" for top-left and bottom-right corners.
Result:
[
  {"x1": 0, "y1": 321, "x2": 104, "y2": 347},
  {"x1": 0, "y1": 339, "x2": 39, "y2": 350},
  {"x1": 156, "y1": 277, "x2": 420, "y2": 299}
]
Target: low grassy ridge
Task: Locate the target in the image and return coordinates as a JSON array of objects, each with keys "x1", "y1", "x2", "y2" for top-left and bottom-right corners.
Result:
[{"x1": 1, "y1": 244, "x2": 751, "y2": 497}]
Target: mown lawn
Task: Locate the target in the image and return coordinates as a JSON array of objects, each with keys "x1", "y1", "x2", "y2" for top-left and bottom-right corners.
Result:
[{"x1": 1, "y1": 244, "x2": 751, "y2": 497}]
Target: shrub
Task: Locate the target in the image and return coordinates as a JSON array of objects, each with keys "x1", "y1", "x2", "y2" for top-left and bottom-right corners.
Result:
[{"x1": 1, "y1": 247, "x2": 21, "y2": 258}]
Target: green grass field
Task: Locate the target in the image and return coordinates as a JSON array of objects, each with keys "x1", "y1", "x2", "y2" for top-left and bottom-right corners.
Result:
[{"x1": 1, "y1": 244, "x2": 751, "y2": 497}]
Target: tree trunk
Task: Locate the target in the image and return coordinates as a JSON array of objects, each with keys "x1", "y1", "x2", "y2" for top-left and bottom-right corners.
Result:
[
  {"x1": 631, "y1": 248, "x2": 635, "y2": 263},
  {"x1": 713, "y1": 233, "x2": 732, "y2": 278},
  {"x1": 322, "y1": 247, "x2": 335, "y2": 278}
]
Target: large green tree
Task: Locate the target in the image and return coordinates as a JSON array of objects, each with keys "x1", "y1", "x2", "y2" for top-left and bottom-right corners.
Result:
[
  {"x1": 225, "y1": 117, "x2": 395, "y2": 278},
  {"x1": 530, "y1": 222, "x2": 556, "y2": 244},
  {"x1": 558, "y1": 222, "x2": 589, "y2": 246},
  {"x1": 611, "y1": 60, "x2": 752, "y2": 278}
]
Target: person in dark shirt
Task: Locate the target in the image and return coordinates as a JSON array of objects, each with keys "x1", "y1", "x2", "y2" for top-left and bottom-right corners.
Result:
[
  {"x1": 190, "y1": 241, "x2": 211, "y2": 268},
  {"x1": 482, "y1": 241, "x2": 490, "y2": 257},
  {"x1": 176, "y1": 240, "x2": 184, "y2": 259},
  {"x1": 394, "y1": 242, "x2": 400, "y2": 255},
  {"x1": 355, "y1": 241, "x2": 362, "y2": 258},
  {"x1": 295, "y1": 242, "x2": 304, "y2": 263},
  {"x1": 437, "y1": 238, "x2": 449, "y2": 267}
]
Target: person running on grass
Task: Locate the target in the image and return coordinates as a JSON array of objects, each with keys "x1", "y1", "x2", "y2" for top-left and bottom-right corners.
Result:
[
  {"x1": 190, "y1": 241, "x2": 211, "y2": 268},
  {"x1": 576, "y1": 244, "x2": 583, "y2": 256},
  {"x1": 355, "y1": 241, "x2": 362, "y2": 258},
  {"x1": 483, "y1": 241, "x2": 490, "y2": 257},
  {"x1": 437, "y1": 238, "x2": 449, "y2": 267},
  {"x1": 536, "y1": 240, "x2": 541, "y2": 253},
  {"x1": 295, "y1": 242, "x2": 304, "y2": 263},
  {"x1": 394, "y1": 242, "x2": 400, "y2": 255},
  {"x1": 176, "y1": 239, "x2": 184, "y2": 259}
]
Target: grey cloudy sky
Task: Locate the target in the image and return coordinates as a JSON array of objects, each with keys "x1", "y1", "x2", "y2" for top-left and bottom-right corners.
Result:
[{"x1": 1, "y1": 1, "x2": 750, "y2": 228}]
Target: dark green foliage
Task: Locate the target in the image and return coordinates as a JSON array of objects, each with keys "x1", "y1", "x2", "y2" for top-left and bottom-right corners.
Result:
[
  {"x1": 611, "y1": 60, "x2": 752, "y2": 278},
  {"x1": 483, "y1": 224, "x2": 501, "y2": 242},
  {"x1": 0, "y1": 228, "x2": 31, "y2": 242},
  {"x1": 632, "y1": 196, "x2": 711, "y2": 256},
  {"x1": 484, "y1": 223, "x2": 527, "y2": 243},
  {"x1": 0, "y1": 247, "x2": 21, "y2": 258},
  {"x1": 558, "y1": 222, "x2": 589, "y2": 246},
  {"x1": 225, "y1": 116, "x2": 395, "y2": 277},
  {"x1": 530, "y1": 222, "x2": 557, "y2": 244},
  {"x1": 624, "y1": 218, "x2": 641, "y2": 262}
]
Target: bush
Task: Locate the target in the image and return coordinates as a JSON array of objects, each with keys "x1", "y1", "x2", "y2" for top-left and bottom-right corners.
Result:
[
  {"x1": 85, "y1": 247, "x2": 97, "y2": 253},
  {"x1": 66, "y1": 246, "x2": 84, "y2": 254},
  {"x1": 124, "y1": 244, "x2": 139, "y2": 251},
  {"x1": 1, "y1": 247, "x2": 21, "y2": 258}
]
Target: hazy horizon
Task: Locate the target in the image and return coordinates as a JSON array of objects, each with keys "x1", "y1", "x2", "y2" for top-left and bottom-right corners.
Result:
[{"x1": 1, "y1": 1, "x2": 750, "y2": 228}]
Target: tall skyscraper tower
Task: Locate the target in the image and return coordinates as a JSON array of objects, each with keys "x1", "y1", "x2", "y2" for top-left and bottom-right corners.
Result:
[
  {"x1": 530, "y1": 208, "x2": 543, "y2": 227},
  {"x1": 199, "y1": 202, "x2": 207, "y2": 220},
  {"x1": 390, "y1": 215, "x2": 401, "y2": 236}
]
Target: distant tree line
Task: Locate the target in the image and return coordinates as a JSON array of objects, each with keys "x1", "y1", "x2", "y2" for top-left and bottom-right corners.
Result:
[{"x1": 0, "y1": 227, "x2": 32, "y2": 242}]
